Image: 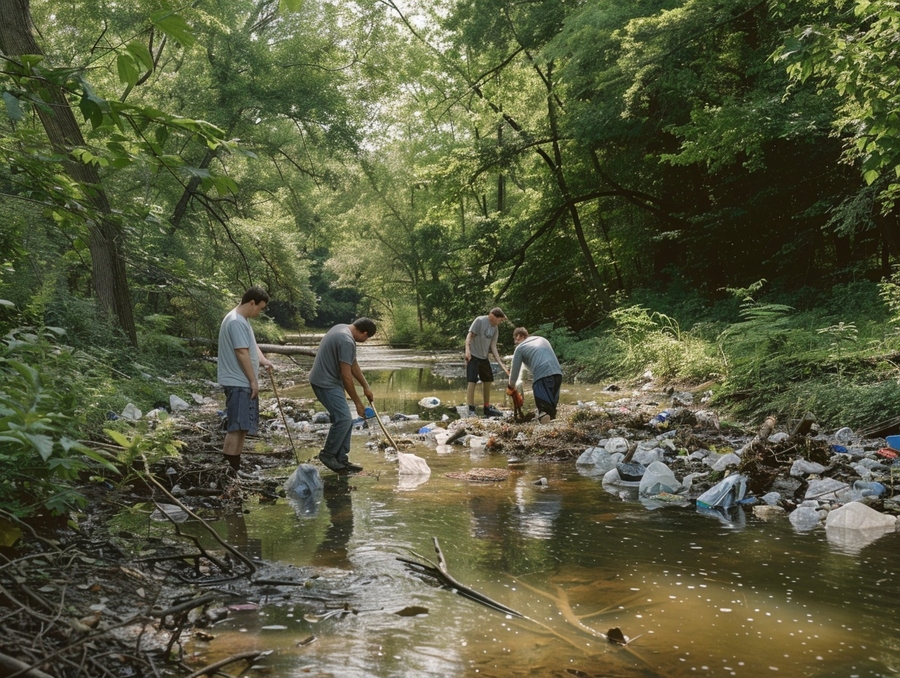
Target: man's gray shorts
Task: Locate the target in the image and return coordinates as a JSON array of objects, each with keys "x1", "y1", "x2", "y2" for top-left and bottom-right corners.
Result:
[{"x1": 224, "y1": 386, "x2": 259, "y2": 434}]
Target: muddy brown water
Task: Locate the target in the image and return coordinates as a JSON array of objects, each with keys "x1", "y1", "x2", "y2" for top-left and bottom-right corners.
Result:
[{"x1": 188, "y1": 345, "x2": 900, "y2": 677}]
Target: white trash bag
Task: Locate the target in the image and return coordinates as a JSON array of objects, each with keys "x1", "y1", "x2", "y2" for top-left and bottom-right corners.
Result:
[
  {"x1": 639, "y1": 461, "x2": 682, "y2": 496},
  {"x1": 398, "y1": 451, "x2": 431, "y2": 476},
  {"x1": 284, "y1": 463, "x2": 323, "y2": 496}
]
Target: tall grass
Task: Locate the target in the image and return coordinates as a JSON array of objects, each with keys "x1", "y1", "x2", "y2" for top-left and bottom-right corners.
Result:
[{"x1": 560, "y1": 279, "x2": 900, "y2": 429}]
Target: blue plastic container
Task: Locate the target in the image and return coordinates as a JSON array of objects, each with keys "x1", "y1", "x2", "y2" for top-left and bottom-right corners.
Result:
[{"x1": 886, "y1": 434, "x2": 900, "y2": 451}]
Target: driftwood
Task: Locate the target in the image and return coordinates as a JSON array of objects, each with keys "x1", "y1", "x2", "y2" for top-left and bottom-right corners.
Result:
[
  {"x1": 185, "y1": 650, "x2": 270, "y2": 678},
  {"x1": 398, "y1": 538, "x2": 523, "y2": 617},
  {"x1": 0, "y1": 652, "x2": 55, "y2": 678},
  {"x1": 187, "y1": 337, "x2": 317, "y2": 357},
  {"x1": 257, "y1": 343, "x2": 317, "y2": 357},
  {"x1": 399, "y1": 538, "x2": 656, "y2": 671}
]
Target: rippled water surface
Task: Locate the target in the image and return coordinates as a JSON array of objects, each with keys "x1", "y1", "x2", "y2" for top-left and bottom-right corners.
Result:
[{"x1": 190, "y1": 345, "x2": 900, "y2": 677}]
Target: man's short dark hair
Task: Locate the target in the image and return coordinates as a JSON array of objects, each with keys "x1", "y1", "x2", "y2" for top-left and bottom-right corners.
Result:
[
  {"x1": 353, "y1": 317, "x2": 377, "y2": 337},
  {"x1": 513, "y1": 327, "x2": 529, "y2": 340},
  {"x1": 489, "y1": 307, "x2": 505, "y2": 319},
  {"x1": 241, "y1": 286, "x2": 270, "y2": 305}
]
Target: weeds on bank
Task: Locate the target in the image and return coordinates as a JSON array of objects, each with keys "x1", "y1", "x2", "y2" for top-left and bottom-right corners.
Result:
[
  {"x1": 0, "y1": 305, "x2": 196, "y2": 518},
  {"x1": 557, "y1": 279, "x2": 900, "y2": 430}
]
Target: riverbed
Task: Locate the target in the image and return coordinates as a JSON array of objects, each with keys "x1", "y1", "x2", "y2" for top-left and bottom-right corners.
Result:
[{"x1": 189, "y1": 345, "x2": 900, "y2": 677}]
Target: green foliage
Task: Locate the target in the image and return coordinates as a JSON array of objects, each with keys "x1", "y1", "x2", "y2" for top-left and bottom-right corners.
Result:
[
  {"x1": 0, "y1": 325, "x2": 117, "y2": 517},
  {"x1": 378, "y1": 302, "x2": 458, "y2": 349},
  {"x1": 104, "y1": 418, "x2": 184, "y2": 485},
  {"x1": 778, "y1": 0, "x2": 900, "y2": 209}
]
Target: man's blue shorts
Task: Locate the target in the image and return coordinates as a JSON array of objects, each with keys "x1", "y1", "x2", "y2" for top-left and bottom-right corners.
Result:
[{"x1": 224, "y1": 386, "x2": 259, "y2": 434}]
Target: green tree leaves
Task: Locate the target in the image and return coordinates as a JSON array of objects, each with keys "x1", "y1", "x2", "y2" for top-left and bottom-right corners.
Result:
[{"x1": 778, "y1": 0, "x2": 900, "y2": 209}]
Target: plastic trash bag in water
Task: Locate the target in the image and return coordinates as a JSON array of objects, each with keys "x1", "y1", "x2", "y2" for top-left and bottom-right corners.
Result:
[
  {"x1": 639, "y1": 461, "x2": 681, "y2": 497},
  {"x1": 284, "y1": 464, "x2": 323, "y2": 496},
  {"x1": 696, "y1": 473, "x2": 748, "y2": 508}
]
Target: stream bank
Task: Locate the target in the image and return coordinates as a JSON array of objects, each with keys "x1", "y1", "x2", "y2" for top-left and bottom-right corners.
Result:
[{"x1": 2, "y1": 357, "x2": 898, "y2": 677}]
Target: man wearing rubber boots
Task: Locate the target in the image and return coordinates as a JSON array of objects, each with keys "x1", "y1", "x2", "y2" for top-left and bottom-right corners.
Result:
[
  {"x1": 309, "y1": 318, "x2": 377, "y2": 473},
  {"x1": 507, "y1": 327, "x2": 562, "y2": 424}
]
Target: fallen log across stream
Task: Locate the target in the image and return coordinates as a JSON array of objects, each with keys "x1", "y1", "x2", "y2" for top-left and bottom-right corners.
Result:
[{"x1": 187, "y1": 337, "x2": 318, "y2": 357}]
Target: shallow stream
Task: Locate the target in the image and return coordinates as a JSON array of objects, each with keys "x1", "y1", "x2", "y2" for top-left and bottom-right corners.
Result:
[{"x1": 190, "y1": 345, "x2": 900, "y2": 677}]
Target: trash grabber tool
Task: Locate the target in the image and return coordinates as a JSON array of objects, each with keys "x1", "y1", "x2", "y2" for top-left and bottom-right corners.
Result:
[
  {"x1": 367, "y1": 401, "x2": 401, "y2": 450},
  {"x1": 268, "y1": 369, "x2": 300, "y2": 463}
]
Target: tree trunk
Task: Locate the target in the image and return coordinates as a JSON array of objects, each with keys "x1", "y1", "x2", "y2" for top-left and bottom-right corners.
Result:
[{"x1": 0, "y1": 0, "x2": 138, "y2": 344}]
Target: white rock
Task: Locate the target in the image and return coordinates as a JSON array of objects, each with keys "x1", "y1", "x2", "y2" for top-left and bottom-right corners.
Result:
[
  {"x1": 761, "y1": 492, "x2": 781, "y2": 505},
  {"x1": 169, "y1": 395, "x2": 190, "y2": 412},
  {"x1": 121, "y1": 403, "x2": 142, "y2": 421}
]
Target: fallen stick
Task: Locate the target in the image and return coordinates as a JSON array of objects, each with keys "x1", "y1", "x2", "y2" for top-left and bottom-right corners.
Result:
[
  {"x1": 185, "y1": 650, "x2": 270, "y2": 678},
  {"x1": 0, "y1": 652, "x2": 55, "y2": 678},
  {"x1": 398, "y1": 538, "x2": 524, "y2": 618}
]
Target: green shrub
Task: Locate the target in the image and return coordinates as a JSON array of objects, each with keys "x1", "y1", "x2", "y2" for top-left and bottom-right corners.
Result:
[
  {"x1": 380, "y1": 302, "x2": 457, "y2": 349},
  {"x1": 0, "y1": 325, "x2": 116, "y2": 516}
]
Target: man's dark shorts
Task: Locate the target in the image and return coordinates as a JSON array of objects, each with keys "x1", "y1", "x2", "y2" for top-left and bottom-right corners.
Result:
[
  {"x1": 466, "y1": 356, "x2": 494, "y2": 383},
  {"x1": 224, "y1": 386, "x2": 259, "y2": 434}
]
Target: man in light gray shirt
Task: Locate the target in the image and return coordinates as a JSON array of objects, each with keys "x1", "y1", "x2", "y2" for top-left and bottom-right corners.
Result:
[
  {"x1": 309, "y1": 318, "x2": 376, "y2": 473},
  {"x1": 218, "y1": 286, "x2": 273, "y2": 472},
  {"x1": 507, "y1": 327, "x2": 562, "y2": 424},
  {"x1": 465, "y1": 307, "x2": 509, "y2": 417}
]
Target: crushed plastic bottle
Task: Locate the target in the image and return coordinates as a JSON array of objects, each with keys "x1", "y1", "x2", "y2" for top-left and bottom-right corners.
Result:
[{"x1": 649, "y1": 411, "x2": 671, "y2": 429}]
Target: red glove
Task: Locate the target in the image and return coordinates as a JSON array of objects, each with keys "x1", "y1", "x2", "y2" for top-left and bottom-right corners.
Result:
[{"x1": 506, "y1": 385, "x2": 524, "y2": 408}]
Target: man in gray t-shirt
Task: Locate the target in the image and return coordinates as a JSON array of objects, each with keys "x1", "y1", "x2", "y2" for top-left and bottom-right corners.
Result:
[
  {"x1": 218, "y1": 286, "x2": 273, "y2": 472},
  {"x1": 465, "y1": 307, "x2": 509, "y2": 417},
  {"x1": 309, "y1": 318, "x2": 377, "y2": 473},
  {"x1": 507, "y1": 327, "x2": 562, "y2": 424}
]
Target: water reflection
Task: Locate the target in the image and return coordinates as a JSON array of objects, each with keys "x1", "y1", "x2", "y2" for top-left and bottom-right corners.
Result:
[
  {"x1": 312, "y1": 476, "x2": 354, "y2": 568},
  {"x1": 222, "y1": 510, "x2": 262, "y2": 560},
  {"x1": 194, "y1": 360, "x2": 900, "y2": 677},
  {"x1": 825, "y1": 525, "x2": 896, "y2": 555}
]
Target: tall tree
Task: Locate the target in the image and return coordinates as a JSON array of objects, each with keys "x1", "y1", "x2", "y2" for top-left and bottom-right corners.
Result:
[{"x1": 0, "y1": 0, "x2": 137, "y2": 342}]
